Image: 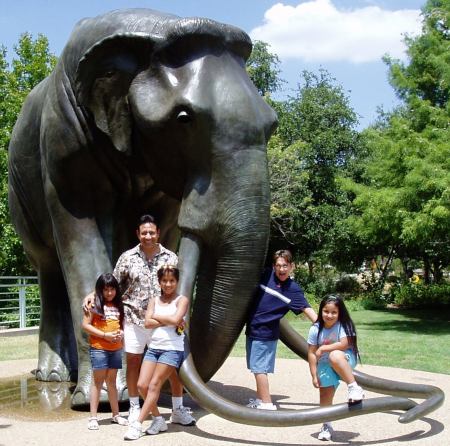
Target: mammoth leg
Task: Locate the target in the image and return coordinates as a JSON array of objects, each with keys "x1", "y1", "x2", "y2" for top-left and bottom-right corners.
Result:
[
  {"x1": 36, "y1": 268, "x2": 77, "y2": 382},
  {"x1": 8, "y1": 185, "x2": 77, "y2": 381},
  {"x1": 43, "y1": 185, "x2": 119, "y2": 406}
]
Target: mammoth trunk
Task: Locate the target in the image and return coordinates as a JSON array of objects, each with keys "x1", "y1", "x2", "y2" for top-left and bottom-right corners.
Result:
[{"x1": 179, "y1": 192, "x2": 270, "y2": 382}]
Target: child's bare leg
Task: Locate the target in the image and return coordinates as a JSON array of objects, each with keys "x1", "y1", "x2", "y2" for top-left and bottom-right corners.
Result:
[
  {"x1": 168, "y1": 371, "x2": 184, "y2": 397},
  {"x1": 136, "y1": 360, "x2": 157, "y2": 420},
  {"x1": 328, "y1": 351, "x2": 355, "y2": 384},
  {"x1": 255, "y1": 373, "x2": 271, "y2": 403},
  {"x1": 91, "y1": 369, "x2": 107, "y2": 417},
  {"x1": 319, "y1": 386, "x2": 335, "y2": 407},
  {"x1": 105, "y1": 369, "x2": 119, "y2": 416},
  {"x1": 140, "y1": 363, "x2": 174, "y2": 418}
]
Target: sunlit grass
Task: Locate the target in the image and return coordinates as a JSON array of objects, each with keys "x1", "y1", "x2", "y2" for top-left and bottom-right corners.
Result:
[
  {"x1": 1, "y1": 307, "x2": 449, "y2": 375},
  {"x1": 232, "y1": 307, "x2": 450, "y2": 375},
  {"x1": 0, "y1": 334, "x2": 38, "y2": 361}
]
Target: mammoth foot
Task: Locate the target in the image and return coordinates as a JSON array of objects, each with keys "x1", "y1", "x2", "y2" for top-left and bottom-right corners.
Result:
[
  {"x1": 36, "y1": 348, "x2": 73, "y2": 382},
  {"x1": 71, "y1": 369, "x2": 128, "y2": 408}
]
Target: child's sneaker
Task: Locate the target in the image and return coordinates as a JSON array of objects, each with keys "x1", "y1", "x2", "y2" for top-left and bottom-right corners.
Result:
[
  {"x1": 128, "y1": 404, "x2": 141, "y2": 424},
  {"x1": 246, "y1": 398, "x2": 262, "y2": 408},
  {"x1": 87, "y1": 417, "x2": 99, "y2": 430},
  {"x1": 256, "y1": 402, "x2": 277, "y2": 411},
  {"x1": 348, "y1": 383, "x2": 364, "y2": 403},
  {"x1": 145, "y1": 416, "x2": 168, "y2": 435},
  {"x1": 318, "y1": 423, "x2": 333, "y2": 441},
  {"x1": 170, "y1": 406, "x2": 196, "y2": 426},
  {"x1": 111, "y1": 414, "x2": 128, "y2": 426},
  {"x1": 124, "y1": 421, "x2": 142, "y2": 440}
]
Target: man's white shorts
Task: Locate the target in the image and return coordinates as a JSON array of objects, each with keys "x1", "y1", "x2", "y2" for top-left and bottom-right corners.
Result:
[{"x1": 124, "y1": 321, "x2": 152, "y2": 354}]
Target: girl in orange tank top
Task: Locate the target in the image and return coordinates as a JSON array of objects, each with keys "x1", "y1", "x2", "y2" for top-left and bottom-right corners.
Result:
[{"x1": 82, "y1": 273, "x2": 127, "y2": 430}]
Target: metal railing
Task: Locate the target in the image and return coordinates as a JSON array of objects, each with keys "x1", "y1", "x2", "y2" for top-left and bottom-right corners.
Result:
[{"x1": 0, "y1": 276, "x2": 39, "y2": 329}]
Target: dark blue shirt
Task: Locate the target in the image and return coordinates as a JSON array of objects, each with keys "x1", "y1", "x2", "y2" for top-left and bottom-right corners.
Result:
[{"x1": 245, "y1": 268, "x2": 310, "y2": 341}]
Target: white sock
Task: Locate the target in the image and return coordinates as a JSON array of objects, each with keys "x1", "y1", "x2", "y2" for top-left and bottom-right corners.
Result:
[
  {"x1": 348, "y1": 381, "x2": 358, "y2": 389},
  {"x1": 129, "y1": 396, "x2": 140, "y2": 406},
  {"x1": 153, "y1": 415, "x2": 163, "y2": 420},
  {"x1": 172, "y1": 397, "x2": 183, "y2": 410}
]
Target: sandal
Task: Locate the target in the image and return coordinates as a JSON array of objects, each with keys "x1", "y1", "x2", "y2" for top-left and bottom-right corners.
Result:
[
  {"x1": 111, "y1": 414, "x2": 129, "y2": 426},
  {"x1": 87, "y1": 417, "x2": 99, "y2": 430}
]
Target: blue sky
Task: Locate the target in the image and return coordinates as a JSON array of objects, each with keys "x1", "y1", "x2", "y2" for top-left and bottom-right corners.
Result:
[{"x1": 0, "y1": 0, "x2": 426, "y2": 128}]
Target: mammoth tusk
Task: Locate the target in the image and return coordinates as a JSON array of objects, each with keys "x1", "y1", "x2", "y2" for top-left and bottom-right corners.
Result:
[
  {"x1": 179, "y1": 352, "x2": 417, "y2": 426},
  {"x1": 279, "y1": 319, "x2": 445, "y2": 424}
]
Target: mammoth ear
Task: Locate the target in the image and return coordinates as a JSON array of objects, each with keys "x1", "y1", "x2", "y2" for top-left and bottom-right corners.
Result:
[{"x1": 75, "y1": 33, "x2": 155, "y2": 154}]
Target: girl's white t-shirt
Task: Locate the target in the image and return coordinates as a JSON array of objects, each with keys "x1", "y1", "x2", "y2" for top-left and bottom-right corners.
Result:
[
  {"x1": 307, "y1": 322, "x2": 354, "y2": 363},
  {"x1": 149, "y1": 295, "x2": 184, "y2": 351}
]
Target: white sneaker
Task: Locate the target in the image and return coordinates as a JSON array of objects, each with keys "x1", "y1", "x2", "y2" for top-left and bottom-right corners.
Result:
[
  {"x1": 124, "y1": 421, "x2": 142, "y2": 440},
  {"x1": 256, "y1": 402, "x2": 277, "y2": 411},
  {"x1": 348, "y1": 384, "x2": 364, "y2": 403},
  {"x1": 128, "y1": 404, "x2": 141, "y2": 424},
  {"x1": 318, "y1": 423, "x2": 333, "y2": 441},
  {"x1": 246, "y1": 398, "x2": 262, "y2": 408},
  {"x1": 145, "y1": 416, "x2": 168, "y2": 435},
  {"x1": 170, "y1": 406, "x2": 196, "y2": 426}
]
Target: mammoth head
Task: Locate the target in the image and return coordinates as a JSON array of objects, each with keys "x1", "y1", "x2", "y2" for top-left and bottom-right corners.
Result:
[{"x1": 73, "y1": 15, "x2": 253, "y2": 156}]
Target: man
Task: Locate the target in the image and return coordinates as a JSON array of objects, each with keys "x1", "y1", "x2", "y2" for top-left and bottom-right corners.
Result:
[
  {"x1": 84, "y1": 214, "x2": 195, "y2": 426},
  {"x1": 245, "y1": 249, "x2": 317, "y2": 410}
]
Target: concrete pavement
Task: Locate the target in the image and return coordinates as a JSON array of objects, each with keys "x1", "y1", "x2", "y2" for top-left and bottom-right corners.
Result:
[{"x1": 0, "y1": 357, "x2": 448, "y2": 446}]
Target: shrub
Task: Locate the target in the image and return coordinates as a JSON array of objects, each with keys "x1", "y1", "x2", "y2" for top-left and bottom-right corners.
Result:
[
  {"x1": 335, "y1": 274, "x2": 361, "y2": 293},
  {"x1": 389, "y1": 283, "x2": 450, "y2": 308}
]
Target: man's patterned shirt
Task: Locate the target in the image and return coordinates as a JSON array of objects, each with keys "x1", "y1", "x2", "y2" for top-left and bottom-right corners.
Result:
[{"x1": 113, "y1": 244, "x2": 177, "y2": 326}]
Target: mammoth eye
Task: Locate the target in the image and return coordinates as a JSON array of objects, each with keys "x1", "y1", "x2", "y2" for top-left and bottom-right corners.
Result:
[
  {"x1": 177, "y1": 110, "x2": 191, "y2": 124},
  {"x1": 104, "y1": 70, "x2": 115, "y2": 78}
]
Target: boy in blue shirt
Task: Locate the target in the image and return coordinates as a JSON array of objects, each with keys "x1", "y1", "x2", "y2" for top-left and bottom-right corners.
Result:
[{"x1": 245, "y1": 250, "x2": 317, "y2": 410}]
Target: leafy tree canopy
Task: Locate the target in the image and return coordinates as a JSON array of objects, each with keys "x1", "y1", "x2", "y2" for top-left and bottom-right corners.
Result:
[{"x1": 0, "y1": 33, "x2": 57, "y2": 275}]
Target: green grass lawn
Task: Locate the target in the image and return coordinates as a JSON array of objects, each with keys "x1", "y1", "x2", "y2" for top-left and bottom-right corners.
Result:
[
  {"x1": 0, "y1": 334, "x2": 38, "y2": 361},
  {"x1": 1, "y1": 307, "x2": 449, "y2": 374},
  {"x1": 232, "y1": 307, "x2": 450, "y2": 375}
]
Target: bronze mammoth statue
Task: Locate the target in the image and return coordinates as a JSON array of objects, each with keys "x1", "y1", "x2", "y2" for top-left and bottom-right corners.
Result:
[{"x1": 8, "y1": 8, "x2": 443, "y2": 426}]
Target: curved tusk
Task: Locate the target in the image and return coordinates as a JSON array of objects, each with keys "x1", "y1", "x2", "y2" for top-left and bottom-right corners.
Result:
[
  {"x1": 179, "y1": 352, "x2": 416, "y2": 426},
  {"x1": 279, "y1": 319, "x2": 445, "y2": 423}
]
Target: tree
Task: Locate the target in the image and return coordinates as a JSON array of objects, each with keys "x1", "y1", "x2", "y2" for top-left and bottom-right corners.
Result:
[
  {"x1": 343, "y1": 0, "x2": 450, "y2": 283},
  {"x1": 246, "y1": 40, "x2": 283, "y2": 96},
  {"x1": 0, "y1": 33, "x2": 57, "y2": 275},
  {"x1": 268, "y1": 69, "x2": 362, "y2": 276}
]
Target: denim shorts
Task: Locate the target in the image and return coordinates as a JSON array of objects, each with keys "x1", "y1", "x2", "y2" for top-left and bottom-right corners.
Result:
[
  {"x1": 318, "y1": 352, "x2": 357, "y2": 388},
  {"x1": 89, "y1": 347, "x2": 123, "y2": 370},
  {"x1": 144, "y1": 348, "x2": 184, "y2": 368},
  {"x1": 246, "y1": 337, "x2": 277, "y2": 374}
]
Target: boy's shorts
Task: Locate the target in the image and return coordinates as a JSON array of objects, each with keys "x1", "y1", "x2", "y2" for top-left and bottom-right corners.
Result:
[
  {"x1": 318, "y1": 352, "x2": 357, "y2": 388},
  {"x1": 89, "y1": 347, "x2": 123, "y2": 370},
  {"x1": 124, "y1": 321, "x2": 152, "y2": 354},
  {"x1": 246, "y1": 337, "x2": 277, "y2": 374},
  {"x1": 144, "y1": 348, "x2": 184, "y2": 368}
]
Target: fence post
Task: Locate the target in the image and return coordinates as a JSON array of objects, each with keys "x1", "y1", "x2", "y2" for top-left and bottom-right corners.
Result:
[{"x1": 19, "y1": 278, "x2": 26, "y2": 328}]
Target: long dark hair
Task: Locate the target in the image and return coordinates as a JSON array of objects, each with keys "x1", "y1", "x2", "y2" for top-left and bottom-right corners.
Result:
[
  {"x1": 93, "y1": 273, "x2": 124, "y2": 328},
  {"x1": 316, "y1": 295, "x2": 361, "y2": 363}
]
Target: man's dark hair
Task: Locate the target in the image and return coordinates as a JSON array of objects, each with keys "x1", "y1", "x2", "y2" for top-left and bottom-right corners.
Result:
[{"x1": 138, "y1": 214, "x2": 159, "y2": 229}]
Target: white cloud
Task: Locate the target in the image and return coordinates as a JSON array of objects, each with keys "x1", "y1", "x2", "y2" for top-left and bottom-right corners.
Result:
[{"x1": 250, "y1": 0, "x2": 422, "y2": 63}]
